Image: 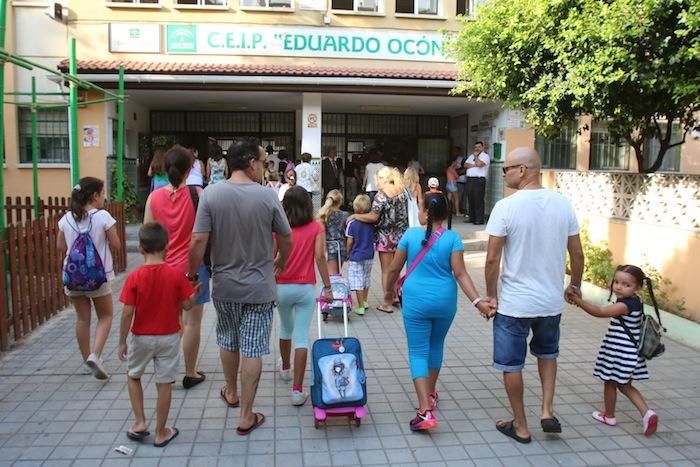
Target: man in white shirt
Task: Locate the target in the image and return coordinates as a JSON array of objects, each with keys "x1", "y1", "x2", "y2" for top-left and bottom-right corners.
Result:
[
  {"x1": 463, "y1": 141, "x2": 490, "y2": 224},
  {"x1": 484, "y1": 147, "x2": 584, "y2": 444},
  {"x1": 295, "y1": 152, "x2": 319, "y2": 194}
]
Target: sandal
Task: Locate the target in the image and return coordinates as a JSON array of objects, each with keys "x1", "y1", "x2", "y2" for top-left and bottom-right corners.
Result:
[
  {"x1": 377, "y1": 306, "x2": 394, "y2": 314},
  {"x1": 126, "y1": 430, "x2": 150, "y2": 441},
  {"x1": 236, "y1": 413, "x2": 265, "y2": 436},
  {"x1": 153, "y1": 427, "x2": 179, "y2": 447},
  {"x1": 496, "y1": 419, "x2": 531, "y2": 444},
  {"x1": 540, "y1": 416, "x2": 562, "y2": 433},
  {"x1": 220, "y1": 386, "x2": 240, "y2": 408}
]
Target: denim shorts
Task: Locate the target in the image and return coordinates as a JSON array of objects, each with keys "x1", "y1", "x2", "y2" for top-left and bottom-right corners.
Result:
[
  {"x1": 493, "y1": 313, "x2": 561, "y2": 372},
  {"x1": 194, "y1": 264, "x2": 210, "y2": 305}
]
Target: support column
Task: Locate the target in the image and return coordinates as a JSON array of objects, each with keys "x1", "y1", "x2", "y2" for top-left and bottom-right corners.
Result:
[{"x1": 301, "y1": 93, "x2": 322, "y2": 208}]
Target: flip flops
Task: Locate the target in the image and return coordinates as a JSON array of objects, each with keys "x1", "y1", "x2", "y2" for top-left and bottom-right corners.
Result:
[
  {"x1": 496, "y1": 420, "x2": 531, "y2": 444},
  {"x1": 153, "y1": 427, "x2": 179, "y2": 448},
  {"x1": 220, "y1": 386, "x2": 240, "y2": 408},
  {"x1": 236, "y1": 413, "x2": 266, "y2": 436},
  {"x1": 377, "y1": 306, "x2": 394, "y2": 314},
  {"x1": 541, "y1": 416, "x2": 562, "y2": 433},
  {"x1": 126, "y1": 430, "x2": 150, "y2": 441}
]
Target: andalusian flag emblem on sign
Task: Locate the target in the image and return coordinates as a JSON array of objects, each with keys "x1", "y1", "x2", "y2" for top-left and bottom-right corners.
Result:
[{"x1": 167, "y1": 25, "x2": 197, "y2": 53}]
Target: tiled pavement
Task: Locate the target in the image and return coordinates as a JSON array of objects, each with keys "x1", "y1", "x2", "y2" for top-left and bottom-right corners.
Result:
[{"x1": 1, "y1": 224, "x2": 699, "y2": 467}]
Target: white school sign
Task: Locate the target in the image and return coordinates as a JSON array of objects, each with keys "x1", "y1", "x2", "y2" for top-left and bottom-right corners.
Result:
[{"x1": 162, "y1": 24, "x2": 451, "y2": 62}]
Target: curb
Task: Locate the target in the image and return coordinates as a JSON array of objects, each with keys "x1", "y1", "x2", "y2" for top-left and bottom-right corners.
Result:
[{"x1": 576, "y1": 279, "x2": 700, "y2": 352}]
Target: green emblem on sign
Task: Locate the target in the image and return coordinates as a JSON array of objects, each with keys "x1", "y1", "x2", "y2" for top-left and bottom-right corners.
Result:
[
  {"x1": 129, "y1": 28, "x2": 140, "y2": 39},
  {"x1": 167, "y1": 25, "x2": 197, "y2": 53}
]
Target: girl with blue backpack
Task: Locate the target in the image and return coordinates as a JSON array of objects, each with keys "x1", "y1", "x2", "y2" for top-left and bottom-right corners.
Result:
[{"x1": 58, "y1": 177, "x2": 121, "y2": 380}]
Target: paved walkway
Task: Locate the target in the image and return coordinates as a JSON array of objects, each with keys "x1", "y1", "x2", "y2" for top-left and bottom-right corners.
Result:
[{"x1": 1, "y1": 223, "x2": 699, "y2": 467}]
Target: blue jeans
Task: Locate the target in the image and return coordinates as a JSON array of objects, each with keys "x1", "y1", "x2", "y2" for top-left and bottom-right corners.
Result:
[{"x1": 493, "y1": 313, "x2": 561, "y2": 372}]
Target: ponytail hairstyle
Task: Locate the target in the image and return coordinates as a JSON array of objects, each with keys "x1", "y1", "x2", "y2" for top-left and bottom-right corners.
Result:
[
  {"x1": 164, "y1": 145, "x2": 192, "y2": 187},
  {"x1": 317, "y1": 189, "x2": 344, "y2": 226},
  {"x1": 70, "y1": 176, "x2": 104, "y2": 222},
  {"x1": 608, "y1": 264, "x2": 660, "y2": 314},
  {"x1": 421, "y1": 192, "x2": 449, "y2": 245}
]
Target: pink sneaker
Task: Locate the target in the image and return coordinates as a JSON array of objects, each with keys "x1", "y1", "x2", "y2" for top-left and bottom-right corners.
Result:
[
  {"x1": 409, "y1": 409, "x2": 438, "y2": 432},
  {"x1": 429, "y1": 392, "x2": 439, "y2": 410},
  {"x1": 592, "y1": 411, "x2": 617, "y2": 426},
  {"x1": 643, "y1": 410, "x2": 658, "y2": 436}
]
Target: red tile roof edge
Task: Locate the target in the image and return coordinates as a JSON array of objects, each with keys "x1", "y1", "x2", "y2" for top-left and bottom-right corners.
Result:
[{"x1": 58, "y1": 59, "x2": 457, "y2": 80}]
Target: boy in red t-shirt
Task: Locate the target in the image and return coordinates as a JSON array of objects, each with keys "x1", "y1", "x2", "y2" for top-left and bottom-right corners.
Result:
[{"x1": 118, "y1": 222, "x2": 195, "y2": 447}]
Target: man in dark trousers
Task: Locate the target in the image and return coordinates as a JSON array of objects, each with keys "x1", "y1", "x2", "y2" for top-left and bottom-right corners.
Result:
[{"x1": 321, "y1": 146, "x2": 343, "y2": 199}]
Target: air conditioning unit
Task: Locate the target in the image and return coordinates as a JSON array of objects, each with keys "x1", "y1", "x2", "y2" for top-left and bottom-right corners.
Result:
[{"x1": 44, "y1": 3, "x2": 67, "y2": 22}]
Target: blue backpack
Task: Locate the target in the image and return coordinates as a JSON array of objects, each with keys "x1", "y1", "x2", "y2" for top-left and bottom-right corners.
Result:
[{"x1": 63, "y1": 214, "x2": 107, "y2": 292}]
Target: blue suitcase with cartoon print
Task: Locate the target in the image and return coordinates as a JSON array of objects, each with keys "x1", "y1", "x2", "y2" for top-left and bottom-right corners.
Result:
[{"x1": 311, "y1": 294, "x2": 367, "y2": 428}]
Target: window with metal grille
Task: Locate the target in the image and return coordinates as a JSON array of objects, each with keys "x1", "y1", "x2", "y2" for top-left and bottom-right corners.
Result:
[
  {"x1": 535, "y1": 123, "x2": 577, "y2": 169},
  {"x1": 18, "y1": 108, "x2": 69, "y2": 164},
  {"x1": 590, "y1": 121, "x2": 630, "y2": 170},
  {"x1": 331, "y1": 0, "x2": 381, "y2": 12},
  {"x1": 396, "y1": 0, "x2": 439, "y2": 15},
  {"x1": 175, "y1": 0, "x2": 226, "y2": 5},
  {"x1": 642, "y1": 122, "x2": 682, "y2": 172},
  {"x1": 107, "y1": 0, "x2": 159, "y2": 4},
  {"x1": 241, "y1": 0, "x2": 292, "y2": 7}
]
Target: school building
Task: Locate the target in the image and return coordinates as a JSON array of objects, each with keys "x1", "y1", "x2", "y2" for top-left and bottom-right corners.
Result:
[{"x1": 2, "y1": 0, "x2": 699, "y2": 317}]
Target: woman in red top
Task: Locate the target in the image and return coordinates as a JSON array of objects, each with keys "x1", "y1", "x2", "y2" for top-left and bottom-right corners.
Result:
[
  {"x1": 143, "y1": 145, "x2": 209, "y2": 390},
  {"x1": 275, "y1": 186, "x2": 334, "y2": 406}
]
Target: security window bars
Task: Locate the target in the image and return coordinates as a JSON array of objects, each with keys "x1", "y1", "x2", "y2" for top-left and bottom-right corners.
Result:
[
  {"x1": 396, "y1": 0, "x2": 439, "y2": 15},
  {"x1": 331, "y1": 0, "x2": 381, "y2": 13},
  {"x1": 590, "y1": 121, "x2": 630, "y2": 170},
  {"x1": 642, "y1": 122, "x2": 682, "y2": 172},
  {"x1": 535, "y1": 124, "x2": 577, "y2": 169},
  {"x1": 175, "y1": 0, "x2": 226, "y2": 6},
  {"x1": 107, "y1": 0, "x2": 159, "y2": 4},
  {"x1": 18, "y1": 108, "x2": 69, "y2": 164},
  {"x1": 241, "y1": 0, "x2": 292, "y2": 7}
]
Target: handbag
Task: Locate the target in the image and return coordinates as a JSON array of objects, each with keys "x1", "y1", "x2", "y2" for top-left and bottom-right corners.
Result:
[
  {"x1": 405, "y1": 189, "x2": 420, "y2": 228},
  {"x1": 394, "y1": 227, "x2": 445, "y2": 304},
  {"x1": 619, "y1": 306, "x2": 666, "y2": 360}
]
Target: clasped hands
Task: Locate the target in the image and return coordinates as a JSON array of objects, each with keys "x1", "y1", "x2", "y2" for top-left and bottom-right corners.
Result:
[
  {"x1": 476, "y1": 296, "x2": 498, "y2": 321},
  {"x1": 564, "y1": 284, "x2": 582, "y2": 306}
]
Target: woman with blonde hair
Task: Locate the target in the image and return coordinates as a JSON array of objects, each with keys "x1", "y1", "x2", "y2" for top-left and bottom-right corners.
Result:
[
  {"x1": 403, "y1": 167, "x2": 423, "y2": 227},
  {"x1": 349, "y1": 166, "x2": 409, "y2": 313},
  {"x1": 317, "y1": 189, "x2": 349, "y2": 275}
]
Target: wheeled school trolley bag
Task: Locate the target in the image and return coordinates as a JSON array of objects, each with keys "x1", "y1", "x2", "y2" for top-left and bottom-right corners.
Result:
[
  {"x1": 320, "y1": 274, "x2": 353, "y2": 321},
  {"x1": 311, "y1": 291, "x2": 367, "y2": 428}
]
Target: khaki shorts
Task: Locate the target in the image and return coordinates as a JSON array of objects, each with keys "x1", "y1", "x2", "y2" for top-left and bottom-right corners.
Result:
[
  {"x1": 65, "y1": 281, "x2": 112, "y2": 298},
  {"x1": 127, "y1": 333, "x2": 180, "y2": 384}
]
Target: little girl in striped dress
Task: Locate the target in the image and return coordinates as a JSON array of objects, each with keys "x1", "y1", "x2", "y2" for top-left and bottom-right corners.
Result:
[{"x1": 570, "y1": 264, "x2": 659, "y2": 436}]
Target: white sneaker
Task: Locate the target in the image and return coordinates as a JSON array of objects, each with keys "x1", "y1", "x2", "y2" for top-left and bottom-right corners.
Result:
[
  {"x1": 291, "y1": 389, "x2": 308, "y2": 406},
  {"x1": 86, "y1": 353, "x2": 109, "y2": 380},
  {"x1": 592, "y1": 411, "x2": 617, "y2": 426},
  {"x1": 278, "y1": 358, "x2": 292, "y2": 382}
]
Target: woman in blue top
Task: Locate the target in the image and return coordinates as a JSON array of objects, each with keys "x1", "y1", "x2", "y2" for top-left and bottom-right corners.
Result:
[{"x1": 387, "y1": 192, "x2": 494, "y2": 432}]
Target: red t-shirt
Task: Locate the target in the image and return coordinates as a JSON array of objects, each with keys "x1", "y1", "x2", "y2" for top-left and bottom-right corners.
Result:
[
  {"x1": 148, "y1": 187, "x2": 198, "y2": 273},
  {"x1": 119, "y1": 263, "x2": 195, "y2": 335},
  {"x1": 276, "y1": 221, "x2": 324, "y2": 285}
]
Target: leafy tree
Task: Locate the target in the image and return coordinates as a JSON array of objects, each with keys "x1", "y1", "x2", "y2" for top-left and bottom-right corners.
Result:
[{"x1": 447, "y1": 0, "x2": 699, "y2": 173}]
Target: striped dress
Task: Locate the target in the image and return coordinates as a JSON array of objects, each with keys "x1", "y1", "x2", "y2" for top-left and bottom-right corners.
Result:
[{"x1": 593, "y1": 296, "x2": 649, "y2": 384}]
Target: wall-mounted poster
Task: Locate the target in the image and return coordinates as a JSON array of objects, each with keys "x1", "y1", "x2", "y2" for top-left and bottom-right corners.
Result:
[{"x1": 82, "y1": 125, "x2": 99, "y2": 148}]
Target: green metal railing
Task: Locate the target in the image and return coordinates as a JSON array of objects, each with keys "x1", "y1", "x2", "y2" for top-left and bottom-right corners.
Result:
[{"x1": 0, "y1": 0, "x2": 127, "y2": 235}]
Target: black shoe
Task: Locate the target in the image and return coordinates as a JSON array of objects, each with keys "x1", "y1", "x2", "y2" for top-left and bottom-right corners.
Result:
[
  {"x1": 474, "y1": 221, "x2": 484, "y2": 225},
  {"x1": 183, "y1": 372, "x2": 206, "y2": 389}
]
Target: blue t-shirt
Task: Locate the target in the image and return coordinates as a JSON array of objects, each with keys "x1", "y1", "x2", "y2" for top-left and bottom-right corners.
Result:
[
  {"x1": 346, "y1": 219, "x2": 375, "y2": 261},
  {"x1": 398, "y1": 227, "x2": 464, "y2": 312}
]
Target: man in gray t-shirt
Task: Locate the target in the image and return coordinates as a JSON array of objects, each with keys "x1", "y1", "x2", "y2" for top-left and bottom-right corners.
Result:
[{"x1": 189, "y1": 140, "x2": 292, "y2": 436}]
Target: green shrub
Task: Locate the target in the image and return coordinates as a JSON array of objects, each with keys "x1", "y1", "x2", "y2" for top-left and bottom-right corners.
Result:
[
  {"x1": 576, "y1": 226, "x2": 687, "y2": 316},
  {"x1": 109, "y1": 164, "x2": 138, "y2": 223}
]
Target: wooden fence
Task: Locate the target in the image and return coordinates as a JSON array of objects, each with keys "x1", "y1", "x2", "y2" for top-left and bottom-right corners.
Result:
[{"x1": 0, "y1": 199, "x2": 126, "y2": 350}]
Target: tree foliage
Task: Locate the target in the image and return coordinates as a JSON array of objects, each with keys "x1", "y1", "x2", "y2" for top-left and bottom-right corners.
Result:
[{"x1": 447, "y1": 0, "x2": 700, "y2": 173}]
